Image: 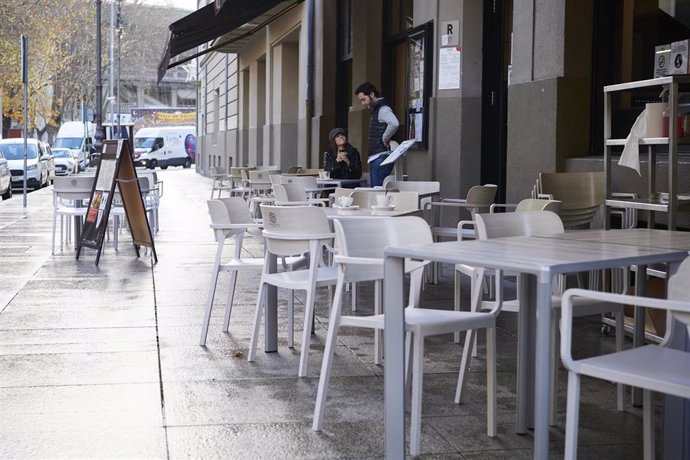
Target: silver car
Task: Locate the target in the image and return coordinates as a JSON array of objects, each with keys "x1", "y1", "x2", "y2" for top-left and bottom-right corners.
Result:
[
  {"x1": 51, "y1": 148, "x2": 78, "y2": 175},
  {"x1": 0, "y1": 149, "x2": 11, "y2": 200}
]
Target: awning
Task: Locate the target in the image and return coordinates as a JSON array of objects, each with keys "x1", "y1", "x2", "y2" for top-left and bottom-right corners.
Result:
[{"x1": 158, "y1": 0, "x2": 296, "y2": 83}]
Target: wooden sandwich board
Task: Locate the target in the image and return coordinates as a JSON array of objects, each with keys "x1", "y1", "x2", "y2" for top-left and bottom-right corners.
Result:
[{"x1": 77, "y1": 139, "x2": 158, "y2": 265}]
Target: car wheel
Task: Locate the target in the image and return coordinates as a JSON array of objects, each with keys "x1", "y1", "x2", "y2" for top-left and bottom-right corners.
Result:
[
  {"x1": 183, "y1": 157, "x2": 192, "y2": 168},
  {"x1": 1, "y1": 185, "x2": 11, "y2": 200},
  {"x1": 149, "y1": 160, "x2": 158, "y2": 169},
  {"x1": 160, "y1": 164, "x2": 168, "y2": 170}
]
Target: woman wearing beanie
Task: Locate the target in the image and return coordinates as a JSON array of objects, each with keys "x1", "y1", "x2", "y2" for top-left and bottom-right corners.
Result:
[{"x1": 324, "y1": 127, "x2": 362, "y2": 183}]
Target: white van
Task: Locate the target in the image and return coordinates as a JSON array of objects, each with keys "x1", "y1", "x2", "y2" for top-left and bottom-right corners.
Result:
[
  {"x1": 52, "y1": 121, "x2": 95, "y2": 168},
  {"x1": 133, "y1": 126, "x2": 196, "y2": 169}
]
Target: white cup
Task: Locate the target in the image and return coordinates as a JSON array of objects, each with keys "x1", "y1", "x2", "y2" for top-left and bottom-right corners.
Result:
[
  {"x1": 376, "y1": 194, "x2": 392, "y2": 207},
  {"x1": 319, "y1": 170, "x2": 330, "y2": 179},
  {"x1": 338, "y1": 196, "x2": 353, "y2": 207}
]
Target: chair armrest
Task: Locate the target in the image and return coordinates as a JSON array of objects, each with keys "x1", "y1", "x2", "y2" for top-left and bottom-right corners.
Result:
[
  {"x1": 456, "y1": 220, "x2": 476, "y2": 241},
  {"x1": 334, "y1": 255, "x2": 384, "y2": 266},
  {"x1": 210, "y1": 223, "x2": 263, "y2": 230},
  {"x1": 490, "y1": 203, "x2": 517, "y2": 213},
  {"x1": 560, "y1": 288, "x2": 690, "y2": 369},
  {"x1": 262, "y1": 230, "x2": 335, "y2": 241}
]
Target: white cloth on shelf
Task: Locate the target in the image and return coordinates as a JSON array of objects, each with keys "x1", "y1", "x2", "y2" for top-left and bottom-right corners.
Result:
[{"x1": 619, "y1": 109, "x2": 645, "y2": 176}]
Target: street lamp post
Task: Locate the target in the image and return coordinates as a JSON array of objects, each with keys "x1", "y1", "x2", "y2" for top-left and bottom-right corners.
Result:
[{"x1": 94, "y1": 0, "x2": 105, "y2": 154}]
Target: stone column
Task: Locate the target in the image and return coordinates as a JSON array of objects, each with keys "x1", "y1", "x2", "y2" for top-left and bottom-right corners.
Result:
[{"x1": 506, "y1": 0, "x2": 593, "y2": 202}]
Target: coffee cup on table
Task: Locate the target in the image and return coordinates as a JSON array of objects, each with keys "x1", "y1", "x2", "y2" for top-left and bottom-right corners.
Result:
[
  {"x1": 338, "y1": 196, "x2": 353, "y2": 207},
  {"x1": 376, "y1": 194, "x2": 392, "y2": 207}
]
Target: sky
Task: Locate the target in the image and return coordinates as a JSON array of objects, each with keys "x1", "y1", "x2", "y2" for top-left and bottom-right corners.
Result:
[{"x1": 137, "y1": 0, "x2": 197, "y2": 11}]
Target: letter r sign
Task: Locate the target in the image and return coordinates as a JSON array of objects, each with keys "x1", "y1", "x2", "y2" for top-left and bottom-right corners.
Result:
[{"x1": 441, "y1": 20, "x2": 459, "y2": 47}]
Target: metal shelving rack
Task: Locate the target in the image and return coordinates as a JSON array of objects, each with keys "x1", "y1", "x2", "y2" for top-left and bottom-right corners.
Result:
[{"x1": 603, "y1": 75, "x2": 690, "y2": 230}]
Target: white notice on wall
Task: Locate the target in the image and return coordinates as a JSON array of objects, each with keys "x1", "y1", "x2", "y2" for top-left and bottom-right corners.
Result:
[{"x1": 439, "y1": 47, "x2": 461, "y2": 90}]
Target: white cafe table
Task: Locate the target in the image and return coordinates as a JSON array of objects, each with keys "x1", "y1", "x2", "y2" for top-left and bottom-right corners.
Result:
[
  {"x1": 324, "y1": 207, "x2": 420, "y2": 220},
  {"x1": 383, "y1": 236, "x2": 689, "y2": 459}
]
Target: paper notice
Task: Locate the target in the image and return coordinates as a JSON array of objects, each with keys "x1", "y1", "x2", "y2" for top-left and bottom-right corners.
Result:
[{"x1": 439, "y1": 47, "x2": 461, "y2": 90}]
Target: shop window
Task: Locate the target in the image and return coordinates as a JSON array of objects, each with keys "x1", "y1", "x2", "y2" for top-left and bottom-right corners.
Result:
[{"x1": 385, "y1": 22, "x2": 433, "y2": 149}]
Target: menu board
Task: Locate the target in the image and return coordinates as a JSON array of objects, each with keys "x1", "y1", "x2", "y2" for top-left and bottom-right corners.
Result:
[{"x1": 77, "y1": 140, "x2": 157, "y2": 265}]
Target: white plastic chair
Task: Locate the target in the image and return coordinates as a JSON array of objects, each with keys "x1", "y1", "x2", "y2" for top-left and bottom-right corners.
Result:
[
  {"x1": 454, "y1": 198, "x2": 562, "y2": 340},
  {"x1": 454, "y1": 211, "x2": 626, "y2": 426},
  {"x1": 312, "y1": 216, "x2": 499, "y2": 456},
  {"x1": 199, "y1": 198, "x2": 264, "y2": 346},
  {"x1": 561, "y1": 256, "x2": 690, "y2": 460},
  {"x1": 209, "y1": 166, "x2": 234, "y2": 199},
  {"x1": 272, "y1": 183, "x2": 326, "y2": 206},
  {"x1": 247, "y1": 205, "x2": 337, "y2": 377},
  {"x1": 51, "y1": 176, "x2": 94, "y2": 253}
]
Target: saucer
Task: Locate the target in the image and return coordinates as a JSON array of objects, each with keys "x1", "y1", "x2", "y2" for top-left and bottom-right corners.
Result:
[
  {"x1": 371, "y1": 205, "x2": 396, "y2": 211},
  {"x1": 333, "y1": 205, "x2": 359, "y2": 210}
]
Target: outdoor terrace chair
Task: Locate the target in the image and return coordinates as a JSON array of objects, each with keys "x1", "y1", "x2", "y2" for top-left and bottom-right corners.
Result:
[
  {"x1": 425, "y1": 184, "x2": 498, "y2": 283},
  {"x1": 454, "y1": 211, "x2": 626, "y2": 426},
  {"x1": 312, "y1": 216, "x2": 499, "y2": 457},
  {"x1": 535, "y1": 171, "x2": 605, "y2": 229},
  {"x1": 561, "y1": 256, "x2": 690, "y2": 460},
  {"x1": 247, "y1": 205, "x2": 337, "y2": 377},
  {"x1": 209, "y1": 166, "x2": 234, "y2": 199},
  {"x1": 272, "y1": 183, "x2": 326, "y2": 206},
  {"x1": 199, "y1": 198, "x2": 264, "y2": 346},
  {"x1": 51, "y1": 176, "x2": 94, "y2": 254}
]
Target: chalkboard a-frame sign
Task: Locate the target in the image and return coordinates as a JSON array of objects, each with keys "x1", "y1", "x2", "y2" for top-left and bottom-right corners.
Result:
[{"x1": 77, "y1": 139, "x2": 158, "y2": 265}]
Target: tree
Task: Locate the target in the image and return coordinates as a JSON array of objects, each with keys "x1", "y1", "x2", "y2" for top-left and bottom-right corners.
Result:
[{"x1": 0, "y1": 0, "x2": 191, "y2": 142}]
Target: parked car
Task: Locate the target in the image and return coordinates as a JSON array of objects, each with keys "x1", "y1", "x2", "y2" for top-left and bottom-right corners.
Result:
[
  {"x1": 42, "y1": 142, "x2": 56, "y2": 184},
  {"x1": 0, "y1": 138, "x2": 51, "y2": 190},
  {"x1": 51, "y1": 148, "x2": 78, "y2": 175},
  {"x1": 0, "y1": 149, "x2": 11, "y2": 200}
]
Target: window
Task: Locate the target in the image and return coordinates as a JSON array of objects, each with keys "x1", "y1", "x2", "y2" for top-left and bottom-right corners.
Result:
[
  {"x1": 335, "y1": 0, "x2": 354, "y2": 128},
  {"x1": 385, "y1": 20, "x2": 433, "y2": 148},
  {"x1": 213, "y1": 89, "x2": 220, "y2": 145}
]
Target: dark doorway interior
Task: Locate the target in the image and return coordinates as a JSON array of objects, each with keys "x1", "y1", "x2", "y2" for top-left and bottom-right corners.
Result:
[{"x1": 480, "y1": 0, "x2": 512, "y2": 204}]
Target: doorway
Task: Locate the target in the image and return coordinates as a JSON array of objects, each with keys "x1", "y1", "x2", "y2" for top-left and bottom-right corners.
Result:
[{"x1": 480, "y1": 0, "x2": 512, "y2": 204}]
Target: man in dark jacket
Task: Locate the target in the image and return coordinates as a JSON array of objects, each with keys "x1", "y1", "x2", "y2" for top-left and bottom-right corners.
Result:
[{"x1": 355, "y1": 82, "x2": 399, "y2": 186}]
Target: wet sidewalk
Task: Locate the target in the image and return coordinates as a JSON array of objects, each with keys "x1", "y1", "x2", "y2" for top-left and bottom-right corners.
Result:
[{"x1": 0, "y1": 169, "x2": 648, "y2": 459}]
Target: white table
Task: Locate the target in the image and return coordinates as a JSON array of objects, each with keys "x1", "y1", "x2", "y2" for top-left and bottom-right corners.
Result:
[
  {"x1": 324, "y1": 207, "x2": 420, "y2": 220},
  {"x1": 383, "y1": 236, "x2": 689, "y2": 459}
]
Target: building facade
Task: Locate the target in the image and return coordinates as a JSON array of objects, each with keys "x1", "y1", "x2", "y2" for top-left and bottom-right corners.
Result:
[{"x1": 189, "y1": 0, "x2": 690, "y2": 226}]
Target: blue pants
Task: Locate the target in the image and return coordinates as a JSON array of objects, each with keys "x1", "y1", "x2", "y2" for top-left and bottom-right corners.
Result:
[{"x1": 369, "y1": 154, "x2": 394, "y2": 187}]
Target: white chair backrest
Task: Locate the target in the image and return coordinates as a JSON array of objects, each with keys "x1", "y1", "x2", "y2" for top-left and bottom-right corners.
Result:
[
  {"x1": 260, "y1": 205, "x2": 332, "y2": 256},
  {"x1": 333, "y1": 218, "x2": 390, "y2": 260},
  {"x1": 269, "y1": 174, "x2": 284, "y2": 185},
  {"x1": 465, "y1": 184, "x2": 498, "y2": 206},
  {"x1": 273, "y1": 183, "x2": 307, "y2": 203},
  {"x1": 282, "y1": 175, "x2": 318, "y2": 189},
  {"x1": 207, "y1": 197, "x2": 254, "y2": 240},
  {"x1": 387, "y1": 191, "x2": 419, "y2": 212},
  {"x1": 515, "y1": 198, "x2": 562, "y2": 213},
  {"x1": 53, "y1": 176, "x2": 94, "y2": 202},
  {"x1": 385, "y1": 181, "x2": 440, "y2": 195},
  {"x1": 249, "y1": 170, "x2": 276, "y2": 184},
  {"x1": 669, "y1": 258, "x2": 690, "y2": 328},
  {"x1": 538, "y1": 172, "x2": 605, "y2": 229},
  {"x1": 475, "y1": 210, "x2": 564, "y2": 240},
  {"x1": 350, "y1": 189, "x2": 385, "y2": 208}
]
